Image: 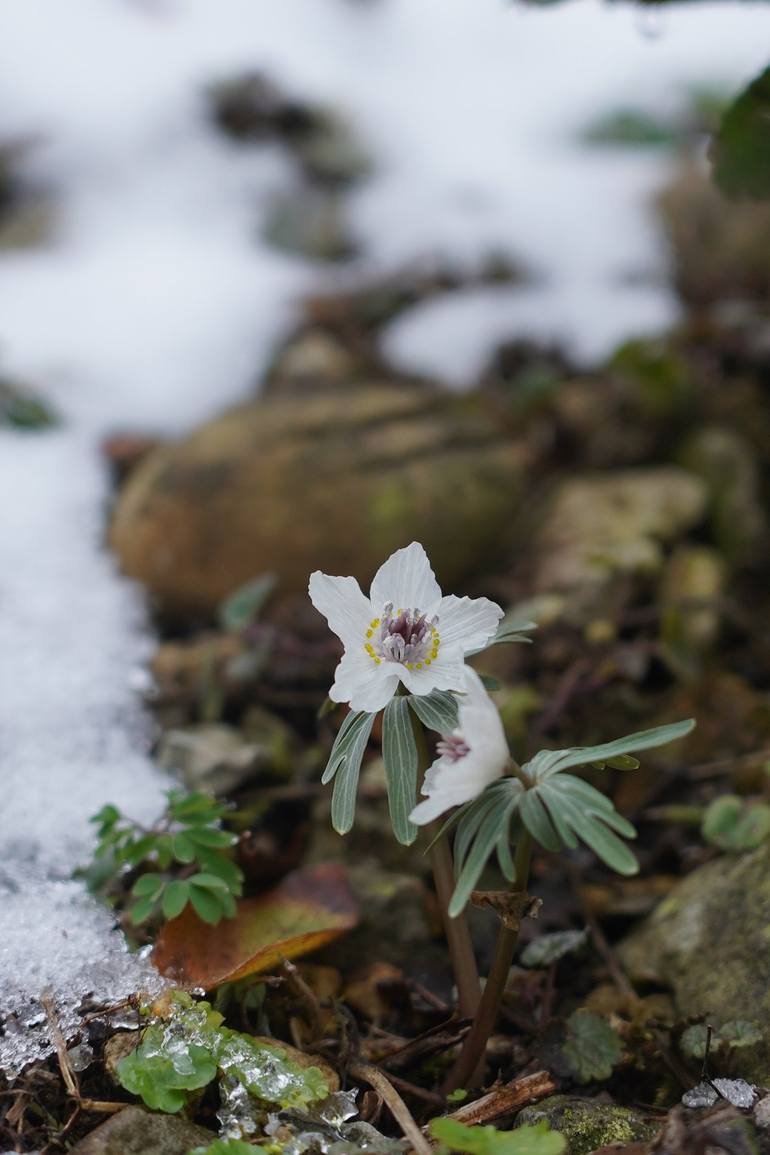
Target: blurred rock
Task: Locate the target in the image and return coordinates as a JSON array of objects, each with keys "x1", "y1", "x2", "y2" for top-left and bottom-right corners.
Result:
[
  {"x1": 619, "y1": 841, "x2": 770, "y2": 1083},
  {"x1": 679, "y1": 427, "x2": 765, "y2": 565},
  {"x1": 157, "y1": 713, "x2": 296, "y2": 794},
  {"x1": 660, "y1": 545, "x2": 726, "y2": 662},
  {"x1": 266, "y1": 327, "x2": 361, "y2": 390},
  {"x1": 531, "y1": 467, "x2": 707, "y2": 612},
  {"x1": 110, "y1": 383, "x2": 528, "y2": 619},
  {"x1": 0, "y1": 139, "x2": 53, "y2": 250},
  {"x1": 516, "y1": 1095, "x2": 658, "y2": 1155},
  {"x1": 69, "y1": 1106, "x2": 214, "y2": 1155},
  {"x1": 658, "y1": 163, "x2": 770, "y2": 307},
  {"x1": 263, "y1": 186, "x2": 355, "y2": 261},
  {"x1": 209, "y1": 71, "x2": 369, "y2": 186}
]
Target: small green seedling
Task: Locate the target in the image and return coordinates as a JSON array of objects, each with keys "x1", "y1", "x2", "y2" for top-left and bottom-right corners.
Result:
[{"x1": 89, "y1": 789, "x2": 243, "y2": 925}]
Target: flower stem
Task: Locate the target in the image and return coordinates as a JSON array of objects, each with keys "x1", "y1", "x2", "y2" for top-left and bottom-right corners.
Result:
[
  {"x1": 410, "y1": 715, "x2": 482, "y2": 1020},
  {"x1": 442, "y1": 831, "x2": 534, "y2": 1093}
]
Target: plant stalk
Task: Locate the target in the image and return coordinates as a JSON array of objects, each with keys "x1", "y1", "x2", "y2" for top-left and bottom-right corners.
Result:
[
  {"x1": 442, "y1": 831, "x2": 534, "y2": 1092},
  {"x1": 410, "y1": 714, "x2": 482, "y2": 1021}
]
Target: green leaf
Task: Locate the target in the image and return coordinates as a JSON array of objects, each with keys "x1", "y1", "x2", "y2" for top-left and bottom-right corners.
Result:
[
  {"x1": 523, "y1": 719, "x2": 695, "y2": 782},
  {"x1": 218, "y1": 573, "x2": 276, "y2": 632},
  {"x1": 161, "y1": 879, "x2": 190, "y2": 921},
  {"x1": 121, "y1": 833, "x2": 160, "y2": 867},
  {"x1": 702, "y1": 794, "x2": 770, "y2": 852},
  {"x1": 382, "y1": 696, "x2": 419, "y2": 846},
  {"x1": 431, "y1": 1117, "x2": 565, "y2": 1155},
  {"x1": 129, "y1": 896, "x2": 160, "y2": 925},
  {"x1": 407, "y1": 689, "x2": 459, "y2": 734},
  {"x1": 189, "y1": 872, "x2": 230, "y2": 892},
  {"x1": 184, "y1": 826, "x2": 236, "y2": 849},
  {"x1": 561, "y1": 1009, "x2": 623, "y2": 1083},
  {"x1": 329, "y1": 712, "x2": 376, "y2": 835},
  {"x1": 172, "y1": 833, "x2": 197, "y2": 864},
  {"x1": 521, "y1": 928, "x2": 589, "y2": 969},
  {"x1": 196, "y1": 852, "x2": 244, "y2": 894},
  {"x1": 713, "y1": 66, "x2": 770, "y2": 200},
  {"x1": 168, "y1": 790, "x2": 223, "y2": 821},
  {"x1": 131, "y1": 872, "x2": 165, "y2": 900},
  {"x1": 118, "y1": 1034, "x2": 216, "y2": 1113},
  {"x1": 190, "y1": 884, "x2": 228, "y2": 925}
]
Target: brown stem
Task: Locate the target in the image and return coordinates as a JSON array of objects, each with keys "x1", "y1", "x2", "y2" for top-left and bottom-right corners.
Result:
[
  {"x1": 410, "y1": 713, "x2": 482, "y2": 1020},
  {"x1": 442, "y1": 832, "x2": 533, "y2": 1093}
]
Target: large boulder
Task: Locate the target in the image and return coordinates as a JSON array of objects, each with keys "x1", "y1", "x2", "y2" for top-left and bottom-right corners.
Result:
[
  {"x1": 530, "y1": 466, "x2": 707, "y2": 614},
  {"x1": 110, "y1": 383, "x2": 528, "y2": 618},
  {"x1": 619, "y1": 842, "x2": 770, "y2": 1083}
]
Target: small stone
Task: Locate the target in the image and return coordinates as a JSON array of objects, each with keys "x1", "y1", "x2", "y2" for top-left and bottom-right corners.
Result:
[
  {"x1": 69, "y1": 1105, "x2": 215, "y2": 1155},
  {"x1": 682, "y1": 1079, "x2": 757, "y2": 1110},
  {"x1": 263, "y1": 187, "x2": 355, "y2": 262},
  {"x1": 516, "y1": 1095, "x2": 658, "y2": 1155}
]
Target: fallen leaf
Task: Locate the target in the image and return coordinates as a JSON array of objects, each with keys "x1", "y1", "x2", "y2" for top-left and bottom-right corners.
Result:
[{"x1": 153, "y1": 864, "x2": 359, "y2": 988}]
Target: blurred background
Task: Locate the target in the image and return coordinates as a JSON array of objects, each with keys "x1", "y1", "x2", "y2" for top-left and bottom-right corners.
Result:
[{"x1": 2, "y1": 0, "x2": 770, "y2": 1077}]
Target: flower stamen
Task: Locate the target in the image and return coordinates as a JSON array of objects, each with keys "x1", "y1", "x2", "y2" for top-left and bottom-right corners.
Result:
[{"x1": 364, "y1": 602, "x2": 440, "y2": 668}]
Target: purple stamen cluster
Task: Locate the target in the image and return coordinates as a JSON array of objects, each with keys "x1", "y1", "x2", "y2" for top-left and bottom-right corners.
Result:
[
  {"x1": 436, "y1": 734, "x2": 471, "y2": 763},
  {"x1": 379, "y1": 602, "x2": 438, "y2": 665}
]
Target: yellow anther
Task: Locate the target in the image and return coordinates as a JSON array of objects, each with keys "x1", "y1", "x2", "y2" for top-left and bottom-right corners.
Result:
[
  {"x1": 416, "y1": 662, "x2": 423, "y2": 669},
  {"x1": 365, "y1": 643, "x2": 374, "y2": 653},
  {"x1": 425, "y1": 659, "x2": 431, "y2": 665},
  {"x1": 366, "y1": 629, "x2": 373, "y2": 638},
  {"x1": 371, "y1": 618, "x2": 380, "y2": 627},
  {"x1": 406, "y1": 662, "x2": 414, "y2": 670},
  {"x1": 374, "y1": 657, "x2": 381, "y2": 665}
]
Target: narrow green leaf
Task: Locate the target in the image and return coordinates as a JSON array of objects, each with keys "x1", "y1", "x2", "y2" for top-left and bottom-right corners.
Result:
[
  {"x1": 382, "y1": 696, "x2": 419, "y2": 845},
  {"x1": 330, "y1": 712, "x2": 375, "y2": 834},
  {"x1": 218, "y1": 573, "x2": 276, "y2": 633},
  {"x1": 520, "y1": 790, "x2": 564, "y2": 853},
  {"x1": 162, "y1": 880, "x2": 191, "y2": 921},
  {"x1": 450, "y1": 805, "x2": 509, "y2": 917},
  {"x1": 322, "y1": 710, "x2": 373, "y2": 785},
  {"x1": 407, "y1": 689, "x2": 459, "y2": 734},
  {"x1": 196, "y1": 852, "x2": 244, "y2": 893},
  {"x1": 529, "y1": 719, "x2": 695, "y2": 781}
]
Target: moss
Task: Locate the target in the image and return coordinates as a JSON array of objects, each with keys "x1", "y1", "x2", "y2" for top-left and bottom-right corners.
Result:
[{"x1": 516, "y1": 1096, "x2": 658, "y2": 1155}]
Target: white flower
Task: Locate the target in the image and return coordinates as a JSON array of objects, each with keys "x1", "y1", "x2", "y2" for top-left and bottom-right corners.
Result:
[
  {"x1": 410, "y1": 668, "x2": 509, "y2": 825},
  {"x1": 309, "y1": 542, "x2": 503, "y2": 714}
]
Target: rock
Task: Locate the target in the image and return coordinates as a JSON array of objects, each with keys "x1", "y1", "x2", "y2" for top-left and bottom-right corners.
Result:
[
  {"x1": 516, "y1": 1095, "x2": 658, "y2": 1155},
  {"x1": 209, "y1": 71, "x2": 369, "y2": 186},
  {"x1": 157, "y1": 715, "x2": 295, "y2": 794},
  {"x1": 658, "y1": 163, "x2": 770, "y2": 307},
  {"x1": 619, "y1": 841, "x2": 770, "y2": 1082},
  {"x1": 111, "y1": 384, "x2": 528, "y2": 619},
  {"x1": 679, "y1": 427, "x2": 765, "y2": 565},
  {"x1": 263, "y1": 187, "x2": 355, "y2": 261},
  {"x1": 69, "y1": 1105, "x2": 215, "y2": 1155},
  {"x1": 267, "y1": 327, "x2": 361, "y2": 389},
  {"x1": 660, "y1": 545, "x2": 726, "y2": 661},
  {"x1": 531, "y1": 467, "x2": 707, "y2": 610}
]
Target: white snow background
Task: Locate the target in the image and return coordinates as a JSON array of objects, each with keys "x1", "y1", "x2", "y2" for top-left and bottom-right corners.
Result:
[{"x1": 0, "y1": 0, "x2": 769, "y2": 1077}]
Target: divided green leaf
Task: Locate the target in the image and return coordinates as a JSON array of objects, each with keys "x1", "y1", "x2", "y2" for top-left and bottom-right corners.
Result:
[
  {"x1": 561, "y1": 1009, "x2": 623, "y2": 1083},
  {"x1": 702, "y1": 794, "x2": 770, "y2": 852}
]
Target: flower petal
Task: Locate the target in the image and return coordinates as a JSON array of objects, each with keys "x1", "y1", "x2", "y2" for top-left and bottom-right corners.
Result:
[
  {"x1": 437, "y1": 594, "x2": 503, "y2": 655},
  {"x1": 395, "y1": 644, "x2": 466, "y2": 697},
  {"x1": 410, "y1": 669, "x2": 509, "y2": 825},
  {"x1": 369, "y1": 542, "x2": 442, "y2": 615},
  {"x1": 330, "y1": 649, "x2": 400, "y2": 714},
  {"x1": 309, "y1": 572, "x2": 372, "y2": 648}
]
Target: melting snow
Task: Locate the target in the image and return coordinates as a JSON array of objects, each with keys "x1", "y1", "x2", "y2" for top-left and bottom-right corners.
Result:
[{"x1": 0, "y1": 0, "x2": 769, "y2": 1077}]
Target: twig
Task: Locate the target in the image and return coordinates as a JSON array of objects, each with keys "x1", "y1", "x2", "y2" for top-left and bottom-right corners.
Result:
[
  {"x1": 350, "y1": 1062, "x2": 433, "y2": 1155},
  {"x1": 280, "y1": 956, "x2": 324, "y2": 1038},
  {"x1": 440, "y1": 1070, "x2": 557, "y2": 1127},
  {"x1": 41, "y1": 994, "x2": 79, "y2": 1100}
]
